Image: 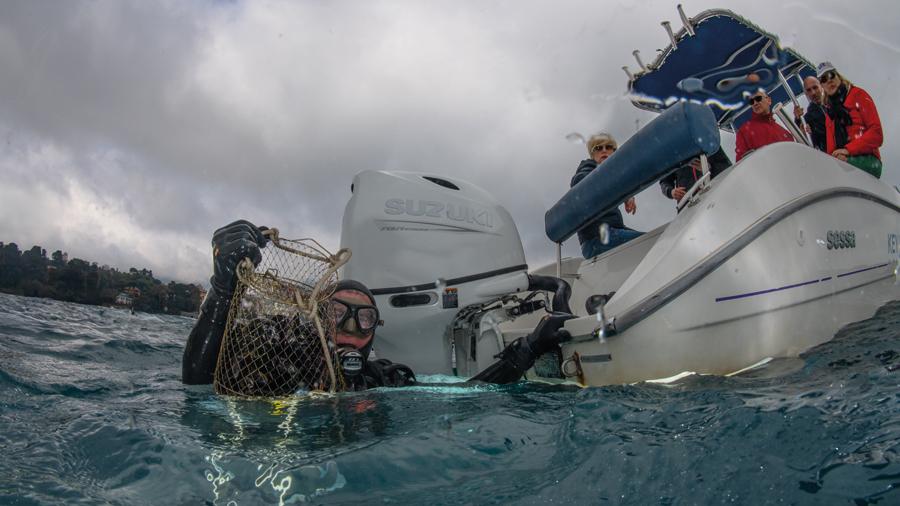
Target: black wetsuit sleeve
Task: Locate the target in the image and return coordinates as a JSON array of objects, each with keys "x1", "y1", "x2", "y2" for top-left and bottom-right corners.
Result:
[
  {"x1": 469, "y1": 336, "x2": 541, "y2": 384},
  {"x1": 470, "y1": 313, "x2": 574, "y2": 384},
  {"x1": 181, "y1": 290, "x2": 232, "y2": 384}
]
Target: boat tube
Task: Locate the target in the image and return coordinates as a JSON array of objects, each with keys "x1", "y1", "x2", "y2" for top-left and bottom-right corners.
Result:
[{"x1": 545, "y1": 101, "x2": 720, "y2": 243}]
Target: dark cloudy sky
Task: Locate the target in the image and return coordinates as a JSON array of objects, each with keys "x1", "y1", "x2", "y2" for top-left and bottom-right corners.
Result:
[{"x1": 1, "y1": 0, "x2": 897, "y2": 284}]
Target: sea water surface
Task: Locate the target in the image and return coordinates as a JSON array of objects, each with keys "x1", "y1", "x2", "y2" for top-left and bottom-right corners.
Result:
[{"x1": 1, "y1": 291, "x2": 900, "y2": 505}]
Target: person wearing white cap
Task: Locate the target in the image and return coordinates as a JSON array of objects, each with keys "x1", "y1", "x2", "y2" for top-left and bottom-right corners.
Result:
[{"x1": 817, "y1": 61, "x2": 884, "y2": 178}]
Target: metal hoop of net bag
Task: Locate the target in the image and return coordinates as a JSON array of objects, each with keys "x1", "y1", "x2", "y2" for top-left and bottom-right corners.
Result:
[{"x1": 214, "y1": 229, "x2": 351, "y2": 397}]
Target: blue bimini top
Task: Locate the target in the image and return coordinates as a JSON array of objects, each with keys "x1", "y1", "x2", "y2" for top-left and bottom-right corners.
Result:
[{"x1": 627, "y1": 9, "x2": 816, "y2": 132}]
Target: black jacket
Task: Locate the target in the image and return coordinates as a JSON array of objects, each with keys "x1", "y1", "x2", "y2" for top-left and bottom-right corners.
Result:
[
  {"x1": 659, "y1": 147, "x2": 732, "y2": 201},
  {"x1": 570, "y1": 159, "x2": 626, "y2": 246},
  {"x1": 798, "y1": 102, "x2": 827, "y2": 152}
]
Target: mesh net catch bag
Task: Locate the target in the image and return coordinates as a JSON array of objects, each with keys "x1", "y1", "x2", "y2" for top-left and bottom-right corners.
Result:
[{"x1": 214, "y1": 229, "x2": 351, "y2": 397}]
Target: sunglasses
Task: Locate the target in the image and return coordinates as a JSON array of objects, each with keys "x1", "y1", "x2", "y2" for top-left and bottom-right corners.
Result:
[
  {"x1": 591, "y1": 144, "x2": 616, "y2": 153},
  {"x1": 748, "y1": 95, "x2": 766, "y2": 104},
  {"x1": 332, "y1": 299, "x2": 381, "y2": 333},
  {"x1": 819, "y1": 71, "x2": 836, "y2": 84}
]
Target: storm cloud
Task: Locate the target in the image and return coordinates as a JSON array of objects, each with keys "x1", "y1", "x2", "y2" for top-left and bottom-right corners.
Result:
[{"x1": 1, "y1": 0, "x2": 897, "y2": 283}]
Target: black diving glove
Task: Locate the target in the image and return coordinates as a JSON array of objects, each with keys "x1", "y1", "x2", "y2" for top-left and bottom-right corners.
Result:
[
  {"x1": 470, "y1": 312, "x2": 575, "y2": 384},
  {"x1": 210, "y1": 220, "x2": 270, "y2": 296},
  {"x1": 365, "y1": 359, "x2": 417, "y2": 388},
  {"x1": 182, "y1": 220, "x2": 269, "y2": 385},
  {"x1": 526, "y1": 312, "x2": 575, "y2": 356}
]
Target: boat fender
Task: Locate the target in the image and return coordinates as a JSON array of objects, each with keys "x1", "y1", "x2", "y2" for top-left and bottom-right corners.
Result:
[{"x1": 527, "y1": 274, "x2": 572, "y2": 314}]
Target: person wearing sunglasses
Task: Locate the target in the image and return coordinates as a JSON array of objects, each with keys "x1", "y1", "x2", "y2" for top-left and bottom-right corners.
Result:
[
  {"x1": 792, "y1": 76, "x2": 827, "y2": 152},
  {"x1": 569, "y1": 133, "x2": 642, "y2": 259},
  {"x1": 734, "y1": 90, "x2": 795, "y2": 162},
  {"x1": 817, "y1": 62, "x2": 883, "y2": 178},
  {"x1": 183, "y1": 220, "x2": 575, "y2": 390}
]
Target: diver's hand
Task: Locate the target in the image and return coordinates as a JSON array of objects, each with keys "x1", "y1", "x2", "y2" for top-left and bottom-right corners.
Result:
[
  {"x1": 624, "y1": 197, "x2": 637, "y2": 214},
  {"x1": 672, "y1": 187, "x2": 687, "y2": 202},
  {"x1": 367, "y1": 359, "x2": 417, "y2": 387},
  {"x1": 210, "y1": 220, "x2": 270, "y2": 296},
  {"x1": 526, "y1": 312, "x2": 576, "y2": 356}
]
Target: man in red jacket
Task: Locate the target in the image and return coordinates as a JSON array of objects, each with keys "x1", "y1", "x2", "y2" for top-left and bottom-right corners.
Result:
[{"x1": 734, "y1": 90, "x2": 795, "y2": 162}]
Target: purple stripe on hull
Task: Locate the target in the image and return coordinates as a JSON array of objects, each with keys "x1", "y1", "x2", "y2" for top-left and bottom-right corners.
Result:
[
  {"x1": 716, "y1": 263, "x2": 891, "y2": 303},
  {"x1": 836, "y1": 263, "x2": 890, "y2": 278}
]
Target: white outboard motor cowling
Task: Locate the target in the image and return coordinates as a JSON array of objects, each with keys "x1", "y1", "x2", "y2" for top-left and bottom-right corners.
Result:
[{"x1": 340, "y1": 170, "x2": 529, "y2": 374}]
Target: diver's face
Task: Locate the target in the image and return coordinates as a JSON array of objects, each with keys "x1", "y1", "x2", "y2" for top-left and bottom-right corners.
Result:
[{"x1": 332, "y1": 289, "x2": 376, "y2": 350}]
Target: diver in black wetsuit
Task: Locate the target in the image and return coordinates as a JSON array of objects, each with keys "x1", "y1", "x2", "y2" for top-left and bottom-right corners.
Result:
[{"x1": 181, "y1": 220, "x2": 574, "y2": 390}]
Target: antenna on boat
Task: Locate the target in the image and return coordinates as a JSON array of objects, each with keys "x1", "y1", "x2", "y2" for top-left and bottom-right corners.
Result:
[
  {"x1": 622, "y1": 65, "x2": 634, "y2": 81},
  {"x1": 632, "y1": 50, "x2": 648, "y2": 72},
  {"x1": 676, "y1": 4, "x2": 695, "y2": 37},
  {"x1": 661, "y1": 21, "x2": 678, "y2": 48},
  {"x1": 555, "y1": 243, "x2": 562, "y2": 278}
]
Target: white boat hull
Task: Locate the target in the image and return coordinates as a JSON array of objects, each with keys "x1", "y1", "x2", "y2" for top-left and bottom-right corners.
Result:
[{"x1": 556, "y1": 143, "x2": 900, "y2": 386}]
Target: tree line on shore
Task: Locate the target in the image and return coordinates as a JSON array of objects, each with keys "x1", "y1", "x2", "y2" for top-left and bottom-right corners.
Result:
[{"x1": 0, "y1": 241, "x2": 205, "y2": 315}]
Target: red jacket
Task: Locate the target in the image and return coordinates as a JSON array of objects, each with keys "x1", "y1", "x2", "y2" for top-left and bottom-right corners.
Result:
[
  {"x1": 735, "y1": 112, "x2": 795, "y2": 161},
  {"x1": 825, "y1": 86, "x2": 883, "y2": 160}
]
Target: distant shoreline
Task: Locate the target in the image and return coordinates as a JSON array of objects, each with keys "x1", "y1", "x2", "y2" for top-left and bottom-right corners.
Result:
[
  {"x1": 0, "y1": 288, "x2": 200, "y2": 318},
  {"x1": 1, "y1": 241, "x2": 205, "y2": 316}
]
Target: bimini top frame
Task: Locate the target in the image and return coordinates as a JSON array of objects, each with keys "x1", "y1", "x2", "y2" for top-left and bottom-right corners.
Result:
[{"x1": 625, "y1": 6, "x2": 817, "y2": 132}]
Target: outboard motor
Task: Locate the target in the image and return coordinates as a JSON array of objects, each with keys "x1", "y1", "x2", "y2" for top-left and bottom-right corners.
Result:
[{"x1": 340, "y1": 170, "x2": 537, "y2": 374}]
